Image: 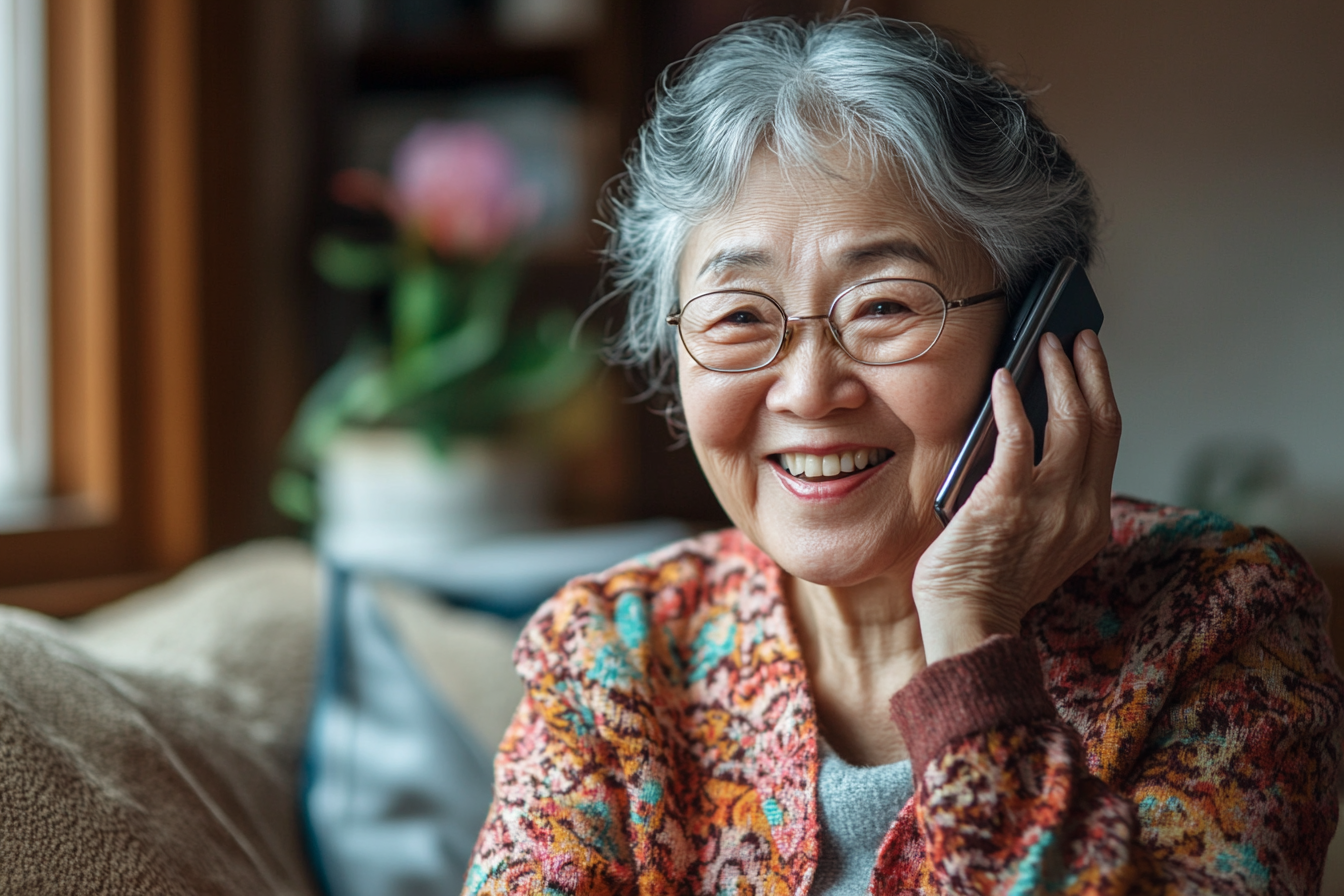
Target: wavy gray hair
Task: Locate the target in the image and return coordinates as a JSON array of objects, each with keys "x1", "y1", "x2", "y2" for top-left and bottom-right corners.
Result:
[{"x1": 595, "y1": 14, "x2": 1098, "y2": 427}]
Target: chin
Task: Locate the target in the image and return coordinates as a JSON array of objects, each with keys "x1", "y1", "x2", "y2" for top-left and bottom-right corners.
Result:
[{"x1": 750, "y1": 517, "x2": 920, "y2": 589}]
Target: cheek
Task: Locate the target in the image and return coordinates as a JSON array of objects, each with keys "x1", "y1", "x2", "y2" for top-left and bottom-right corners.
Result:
[
  {"x1": 679, "y1": 359, "x2": 771, "y2": 518},
  {"x1": 882, "y1": 364, "x2": 984, "y2": 452},
  {"x1": 678, "y1": 344, "x2": 763, "y2": 449},
  {"x1": 900, "y1": 317, "x2": 1005, "y2": 448},
  {"x1": 682, "y1": 379, "x2": 746, "y2": 449}
]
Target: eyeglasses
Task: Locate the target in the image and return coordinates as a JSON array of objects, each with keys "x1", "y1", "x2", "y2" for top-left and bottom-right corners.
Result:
[{"x1": 667, "y1": 278, "x2": 1006, "y2": 372}]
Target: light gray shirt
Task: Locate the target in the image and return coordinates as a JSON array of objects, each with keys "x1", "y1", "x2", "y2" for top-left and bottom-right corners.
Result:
[{"x1": 811, "y1": 740, "x2": 915, "y2": 895}]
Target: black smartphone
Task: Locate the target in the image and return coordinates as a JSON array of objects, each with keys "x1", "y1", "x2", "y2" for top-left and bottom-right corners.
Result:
[{"x1": 933, "y1": 257, "x2": 1104, "y2": 525}]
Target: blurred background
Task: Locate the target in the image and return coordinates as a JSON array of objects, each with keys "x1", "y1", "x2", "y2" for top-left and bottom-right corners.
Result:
[{"x1": 0, "y1": 0, "x2": 1340, "y2": 625}]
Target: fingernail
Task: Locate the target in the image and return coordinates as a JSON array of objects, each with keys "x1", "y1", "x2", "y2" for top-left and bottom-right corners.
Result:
[
  {"x1": 1079, "y1": 329, "x2": 1101, "y2": 350},
  {"x1": 1044, "y1": 332, "x2": 1062, "y2": 351},
  {"x1": 995, "y1": 368, "x2": 1011, "y2": 386}
]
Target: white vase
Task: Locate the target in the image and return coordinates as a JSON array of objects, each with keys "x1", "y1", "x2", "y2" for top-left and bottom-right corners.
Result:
[{"x1": 316, "y1": 429, "x2": 552, "y2": 571}]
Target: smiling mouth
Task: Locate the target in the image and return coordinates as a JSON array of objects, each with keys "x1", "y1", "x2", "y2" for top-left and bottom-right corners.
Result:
[{"x1": 775, "y1": 448, "x2": 892, "y2": 482}]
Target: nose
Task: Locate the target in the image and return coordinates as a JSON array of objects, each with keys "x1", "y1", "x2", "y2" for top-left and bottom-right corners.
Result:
[{"x1": 764, "y1": 318, "x2": 866, "y2": 419}]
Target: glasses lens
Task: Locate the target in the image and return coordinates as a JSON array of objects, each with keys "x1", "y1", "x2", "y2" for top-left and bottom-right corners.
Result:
[
  {"x1": 831, "y1": 280, "x2": 946, "y2": 364},
  {"x1": 678, "y1": 292, "x2": 785, "y2": 371}
]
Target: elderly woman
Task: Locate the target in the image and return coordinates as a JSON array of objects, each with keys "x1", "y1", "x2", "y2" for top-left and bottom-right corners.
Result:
[{"x1": 468, "y1": 15, "x2": 1342, "y2": 895}]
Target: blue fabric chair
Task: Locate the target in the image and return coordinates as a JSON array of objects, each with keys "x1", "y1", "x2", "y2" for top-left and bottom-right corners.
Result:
[
  {"x1": 302, "y1": 567, "x2": 494, "y2": 895},
  {"x1": 300, "y1": 519, "x2": 689, "y2": 896}
]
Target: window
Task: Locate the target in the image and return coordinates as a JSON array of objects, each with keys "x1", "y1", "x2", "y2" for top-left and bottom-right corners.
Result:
[
  {"x1": 0, "y1": 0, "x2": 207, "y2": 614},
  {"x1": 0, "y1": 0, "x2": 47, "y2": 521}
]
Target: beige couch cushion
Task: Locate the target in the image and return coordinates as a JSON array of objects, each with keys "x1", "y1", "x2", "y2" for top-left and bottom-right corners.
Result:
[{"x1": 0, "y1": 541, "x2": 323, "y2": 895}]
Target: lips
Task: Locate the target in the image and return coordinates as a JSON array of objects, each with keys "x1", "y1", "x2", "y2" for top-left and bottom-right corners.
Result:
[{"x1": 774, "y1": 447, "x2": 893, "y2": 482}]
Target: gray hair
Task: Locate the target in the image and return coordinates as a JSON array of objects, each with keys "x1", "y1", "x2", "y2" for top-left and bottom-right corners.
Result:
[{"x1": 596, "y1": 13, "x2": 1097, "y2": 423}]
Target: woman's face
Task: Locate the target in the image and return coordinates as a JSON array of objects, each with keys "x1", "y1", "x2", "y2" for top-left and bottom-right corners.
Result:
[{"x1": 678, "y1": 148, "x2": 1006, "y2": 587}]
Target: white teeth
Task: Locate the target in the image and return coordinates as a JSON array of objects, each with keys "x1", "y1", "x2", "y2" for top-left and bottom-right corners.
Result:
[{"x1": 781, "y1": 448, "x2": 888, "y2": 479}]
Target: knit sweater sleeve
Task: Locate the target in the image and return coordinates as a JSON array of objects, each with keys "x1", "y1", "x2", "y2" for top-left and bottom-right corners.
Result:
[{"x1": 889, "y1": 521, "x2": 1344, "y2": 895}]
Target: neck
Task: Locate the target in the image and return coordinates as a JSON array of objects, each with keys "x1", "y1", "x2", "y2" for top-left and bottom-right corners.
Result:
[{"x1": 787, "y1": 569, "x2": 928, "y2": 766}]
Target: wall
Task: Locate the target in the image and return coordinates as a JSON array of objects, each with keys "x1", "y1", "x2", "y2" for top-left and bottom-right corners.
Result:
[{"x1": 904, "y1": 0, "x2": 1344, "y2": 553}]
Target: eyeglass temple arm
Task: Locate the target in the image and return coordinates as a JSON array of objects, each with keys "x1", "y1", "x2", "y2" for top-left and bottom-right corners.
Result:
[{"x1": 947, "y1": 288, "x2": 1006, "y2": 310}]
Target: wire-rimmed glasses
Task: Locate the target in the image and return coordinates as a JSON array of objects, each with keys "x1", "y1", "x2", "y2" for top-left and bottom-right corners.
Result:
[{"x1": 666, "y1": 278, "x2": 1006, "y2": 372}]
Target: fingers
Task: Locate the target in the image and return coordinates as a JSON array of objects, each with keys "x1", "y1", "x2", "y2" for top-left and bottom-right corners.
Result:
[
  {"x1": 989, "y1": 367, "x2": 1035, "y2": 492},
  {"x1": 1038, "y1": 332, "x2": 1092, "y2": 481},
  {"x1": 1073, "y1": 329, "x2": 1122, "y2": 502},
  {"x1": 989, "y1": 330, "x2": 1121, "y2": 503}
]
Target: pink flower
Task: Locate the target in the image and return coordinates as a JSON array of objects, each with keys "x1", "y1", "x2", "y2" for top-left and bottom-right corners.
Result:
[{"x1": 388, "y1": 121, "x2": 540, "y2": 259}]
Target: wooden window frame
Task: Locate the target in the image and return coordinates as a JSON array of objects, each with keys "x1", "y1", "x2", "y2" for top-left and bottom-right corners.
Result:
[{"x1": 0, "y1": 0, "x2": 205, "y2": 615}]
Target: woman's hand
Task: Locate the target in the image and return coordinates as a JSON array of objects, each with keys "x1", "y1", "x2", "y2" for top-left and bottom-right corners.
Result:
[{"x1": 912, "y1": 329, "x2": 1122, "y2": 664}]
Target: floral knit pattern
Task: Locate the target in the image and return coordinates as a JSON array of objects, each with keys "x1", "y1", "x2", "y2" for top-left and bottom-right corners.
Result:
[{"x1": 466, "y1": 498, "x2": 1344, "y2": 895}]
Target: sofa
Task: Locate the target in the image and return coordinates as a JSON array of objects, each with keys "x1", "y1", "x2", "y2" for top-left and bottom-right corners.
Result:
[
  {"x1": 0, "y1": 540, "x2": 524, "y2": 895},
  {"x1": 1, "y1": 539, "x2": 1342, "y2": 895}
]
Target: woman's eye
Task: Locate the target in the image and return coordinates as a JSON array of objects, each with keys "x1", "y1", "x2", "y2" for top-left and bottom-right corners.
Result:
[
  {"x1": 721, "y1": 309, "x2": 763, "y2": 325},
  {"x1": 864, "y1": 300, "x2": 913, "y2": 316}
]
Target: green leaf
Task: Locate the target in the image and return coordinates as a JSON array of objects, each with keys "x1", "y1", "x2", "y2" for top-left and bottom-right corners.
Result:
[
  {"x1": 313, "y1": 236, "x2": 394, "y2": 290},
  {"x1": 270, "y1": 468, "x2": 317, "y2": 524},
  {"x1": 340, "y1": 366, "x2": 396, "y2": 421},
  {"x1": 490, "y1": 339, "x2": 597, "y2": 413},
  {"x1": 385, "y1": 257, "x2": 522, "y2": 404},
  {"x1": 280, "y1": 343, "x2": 386, "y2": 467},
  {"x1": 391, "y1": 265, "x2": 450, "y2": 361}
]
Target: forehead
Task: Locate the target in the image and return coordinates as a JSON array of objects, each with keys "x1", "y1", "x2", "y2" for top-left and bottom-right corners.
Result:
[{"x1": 680, "y1": 146, "x2": 977, "y2": 284}]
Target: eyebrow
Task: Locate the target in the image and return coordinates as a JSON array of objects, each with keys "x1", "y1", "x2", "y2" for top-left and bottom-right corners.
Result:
[
  {"x1": 843, "y1": 238, "x2": 939, "y2": 273},
  {"x1": 695, "y1": 238, "x2": 939, "y2": 279},
  {"x1": 697, "y1": 247, "x2": 771, "y2": 278}
]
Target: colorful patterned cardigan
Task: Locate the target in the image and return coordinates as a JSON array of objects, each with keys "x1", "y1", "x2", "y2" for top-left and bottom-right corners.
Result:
[{"x1": 466, "y1": 498, "x2": 1344, "y2": 894}]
